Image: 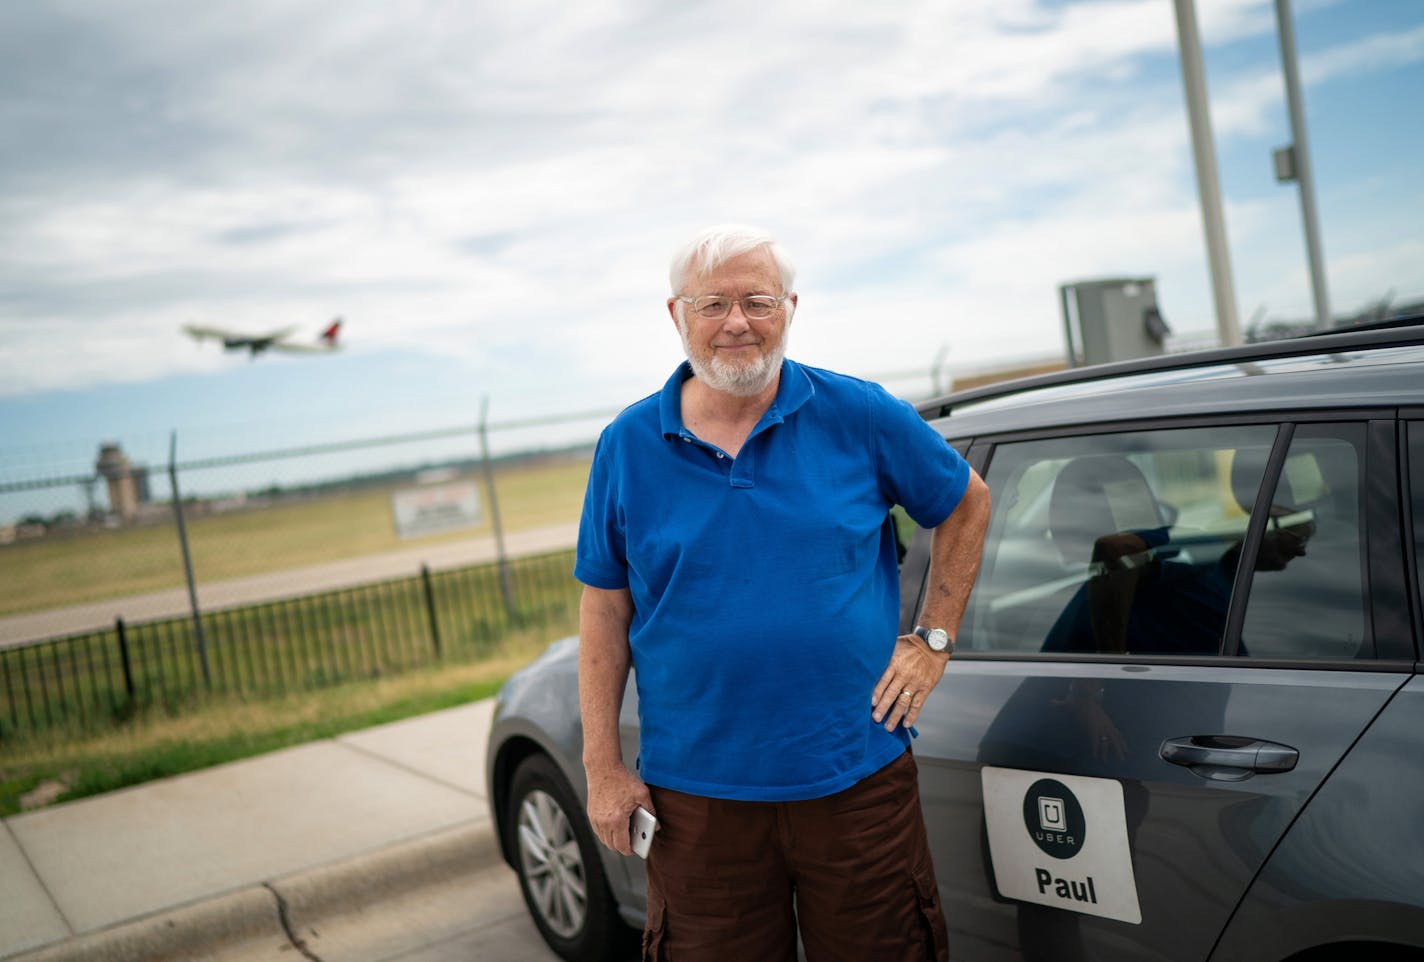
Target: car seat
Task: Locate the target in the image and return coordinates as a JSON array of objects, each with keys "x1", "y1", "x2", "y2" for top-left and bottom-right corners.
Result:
[{"x1": 1048, "y1": 455, "x2": 1163, "y2": 570}]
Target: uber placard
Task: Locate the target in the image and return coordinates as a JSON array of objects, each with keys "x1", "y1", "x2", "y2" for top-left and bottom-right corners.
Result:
[{"x1": 981, "y1": 767, "x2": 1141, "y2": 925}]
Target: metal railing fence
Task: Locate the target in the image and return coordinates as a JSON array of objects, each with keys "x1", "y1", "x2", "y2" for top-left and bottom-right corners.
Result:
[{"x1": 0, "y1": 548, "x2": 579, "y2": 740}]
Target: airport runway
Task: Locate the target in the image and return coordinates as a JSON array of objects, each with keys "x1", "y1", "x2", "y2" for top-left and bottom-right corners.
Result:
[{"x1": 0, "y1": 521, "x2": 579, "y2": 649}]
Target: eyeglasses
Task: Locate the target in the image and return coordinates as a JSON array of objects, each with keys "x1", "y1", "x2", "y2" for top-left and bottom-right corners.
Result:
[{"x1": 676, "y1": 293, "x2": 789, "y2": 321}]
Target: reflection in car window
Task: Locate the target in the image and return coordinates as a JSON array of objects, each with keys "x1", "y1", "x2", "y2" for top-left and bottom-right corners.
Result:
[
  {"x1": 964, "y1": 426, "x2": 1277, "y2": 655},
  {"x1": 1239, "y1": 424, "x2": 1369, "y2": 660}
]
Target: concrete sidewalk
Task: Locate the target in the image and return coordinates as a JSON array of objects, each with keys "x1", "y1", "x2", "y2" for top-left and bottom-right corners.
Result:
[{"x1": 0, "y1": 699, "x2": 507, "y2": 961}]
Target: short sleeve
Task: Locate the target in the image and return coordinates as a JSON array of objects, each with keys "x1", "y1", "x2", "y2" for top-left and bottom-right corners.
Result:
[
  {"x1": 573, "y1": 431, "x2": 629, "y2": 589},
  {"x1": 869, "y1": 386, "x2": 970, "y2": 529}
]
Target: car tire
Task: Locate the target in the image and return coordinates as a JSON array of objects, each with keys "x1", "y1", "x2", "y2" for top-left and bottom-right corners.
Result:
[{"x1": 505, "y1": 753, "x2": 635, "y2": 962}]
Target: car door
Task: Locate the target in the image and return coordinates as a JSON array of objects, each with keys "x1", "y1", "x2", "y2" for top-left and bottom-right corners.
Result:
[{"x1": 906, "y1": 416, "x2": 1414, "y2": 962}]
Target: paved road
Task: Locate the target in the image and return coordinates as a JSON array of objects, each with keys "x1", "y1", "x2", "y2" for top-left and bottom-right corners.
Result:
[
  {"x1": 0, "y1": 522, "x2": 579, "y2": 648},
  {"x1": 297, "y1": 860, "x2": 643, "y2": 962}
]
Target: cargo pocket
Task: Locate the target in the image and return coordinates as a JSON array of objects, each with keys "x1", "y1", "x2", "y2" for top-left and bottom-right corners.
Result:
[
  {"x1": 912, "y1": 863, "x2": 950, "y2": 962},
  {"x1": 642, "y1": 893, "x2": 668, "y2": 962}
]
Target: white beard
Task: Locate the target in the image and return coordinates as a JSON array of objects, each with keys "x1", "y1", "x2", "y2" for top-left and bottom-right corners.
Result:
[{"x1": 677, "y1": 316, "x2": 788, "y2": 397}]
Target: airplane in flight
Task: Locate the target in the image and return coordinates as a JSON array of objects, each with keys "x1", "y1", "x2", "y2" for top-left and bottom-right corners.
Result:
[{"x1": 183, "y1": 318, "x2": 343, "y2": 357}]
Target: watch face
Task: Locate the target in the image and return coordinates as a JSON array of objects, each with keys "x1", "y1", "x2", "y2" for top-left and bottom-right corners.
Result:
[{"x1": 917, "y1": 626, "x2": 951, "y2": 652}]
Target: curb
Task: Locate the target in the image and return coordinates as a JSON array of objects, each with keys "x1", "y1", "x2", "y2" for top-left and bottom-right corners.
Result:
[
  {"x1": 6, "y1": 820, "x2": 504, "y2": 962},
  {"x1": 273, "y1": 819, "x2": 501, "y2": 929},
  {"x1": 3, "y1": 886, "x2": 286, "y2": 962}
]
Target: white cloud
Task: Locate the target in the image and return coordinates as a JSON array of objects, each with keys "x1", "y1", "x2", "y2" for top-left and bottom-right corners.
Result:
[{"x1": 0, "y1": 0, "x2": 1420, "y2": 410}]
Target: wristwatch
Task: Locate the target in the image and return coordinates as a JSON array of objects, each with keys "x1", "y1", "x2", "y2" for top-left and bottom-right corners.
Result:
[{"x1": 913, "y1": 625, "x2": 954, "y2": 654}]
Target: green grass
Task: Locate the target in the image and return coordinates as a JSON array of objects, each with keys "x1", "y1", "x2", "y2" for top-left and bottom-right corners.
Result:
[
  {"x1": 0, "y1": 634, "x2": 554, "y2": 817},
  {"x1": 0, "y1": 457, "x2": 591, "y2": 617}
]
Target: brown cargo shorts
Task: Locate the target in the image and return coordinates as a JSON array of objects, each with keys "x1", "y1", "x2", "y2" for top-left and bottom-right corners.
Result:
[{"x1": 642, "y1": 750, "x2": 948, "y2": 961}]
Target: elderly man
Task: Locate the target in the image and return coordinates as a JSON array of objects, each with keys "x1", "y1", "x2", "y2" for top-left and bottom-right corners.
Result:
[{"x1": 575, "y1": 224, "x2": 989, "y2": 960}]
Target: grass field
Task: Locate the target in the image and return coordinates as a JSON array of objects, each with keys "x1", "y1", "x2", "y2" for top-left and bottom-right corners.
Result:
[{"x1": 0, "y1": 456, "x2": 591, "y2": 617}]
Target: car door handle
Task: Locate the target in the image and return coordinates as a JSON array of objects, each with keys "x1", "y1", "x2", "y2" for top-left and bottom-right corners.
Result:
[{"x1": 1159, "y1": 735, "x2": 1299, "y2": 781}]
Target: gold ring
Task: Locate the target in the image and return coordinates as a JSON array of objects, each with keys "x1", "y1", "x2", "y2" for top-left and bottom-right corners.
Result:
[{"x1": 900, "y1": 690, "x2": 913, "y2": 699}]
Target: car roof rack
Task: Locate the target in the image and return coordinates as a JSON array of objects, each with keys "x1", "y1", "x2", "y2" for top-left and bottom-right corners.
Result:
[{"x1": 917, "y1": 312, "x2": 1424, "y2": 420}]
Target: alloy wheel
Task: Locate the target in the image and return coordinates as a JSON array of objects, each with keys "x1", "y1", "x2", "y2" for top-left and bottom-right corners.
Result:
[{"x1": 516, "y1": 788, "x2": 589, "y2": 939}]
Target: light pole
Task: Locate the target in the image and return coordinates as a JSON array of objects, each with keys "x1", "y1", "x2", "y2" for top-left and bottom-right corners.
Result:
[
  {"x1": 1272, "y1": 0, "x2": 1332, "y2": 330},
  {"x1": 1173, "y1": 0, "x2": 1243, "y2": 347}
]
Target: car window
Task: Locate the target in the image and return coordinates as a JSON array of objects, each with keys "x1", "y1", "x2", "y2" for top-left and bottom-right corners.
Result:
[
  {"x1": 963, "y1": 425, "x2": 1276, "y2": 656},
  {"x1": 1237, "y1": 423, "x2": 1369, "y2": 660}
]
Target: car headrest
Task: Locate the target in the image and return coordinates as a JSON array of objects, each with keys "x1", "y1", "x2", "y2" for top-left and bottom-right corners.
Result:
[
  {"x1": 1049, "y1": 455, "x2": 1161, "y2": 564},
  {"x1": 1229, "y1": 447, "x2": 1271, "y2": 515}
]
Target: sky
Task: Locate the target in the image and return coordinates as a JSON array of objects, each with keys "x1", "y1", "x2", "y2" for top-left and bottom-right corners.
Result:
[{"x1": 2, "y1": 0, "x2": 1422, "y2": 510}]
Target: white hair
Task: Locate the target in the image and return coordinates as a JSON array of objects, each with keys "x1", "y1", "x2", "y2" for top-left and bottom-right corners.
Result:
[{"x1": 668, "y1": 224, "x2": 797, "y2": 295}]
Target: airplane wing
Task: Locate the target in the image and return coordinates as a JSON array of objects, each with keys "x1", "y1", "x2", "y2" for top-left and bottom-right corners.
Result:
[
  {"x1": 183, "y1": 323, "x2": 236, "y2": 342},
  {"x1": 184, "y1": 323, "x2": 297, "y2": 347}
]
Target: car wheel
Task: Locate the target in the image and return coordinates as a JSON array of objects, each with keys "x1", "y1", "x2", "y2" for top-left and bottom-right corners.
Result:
[{"x1": 505, "y1": 753, "x2": 634, "y2": 962}]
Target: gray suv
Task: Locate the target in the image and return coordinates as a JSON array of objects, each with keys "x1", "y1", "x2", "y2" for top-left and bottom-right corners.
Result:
[{"x1": 487, "y1": 320, "x2": 1424, "y2": 962}]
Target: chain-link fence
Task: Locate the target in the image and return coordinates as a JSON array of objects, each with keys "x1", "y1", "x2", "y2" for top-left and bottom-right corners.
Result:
[
  {"x1": 0, "y1": 404, "x2": 620, "y2": 738},
  {"x1": 0, "y1": 405, "x2": 617, "y2": 646}
]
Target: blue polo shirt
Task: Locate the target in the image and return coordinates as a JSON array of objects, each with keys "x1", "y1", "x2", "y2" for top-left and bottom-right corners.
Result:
[{"x1": 575, "y1": 359, "x2": 970, "y2": 801}]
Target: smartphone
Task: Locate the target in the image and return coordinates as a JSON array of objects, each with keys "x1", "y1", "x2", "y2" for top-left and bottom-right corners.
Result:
[{"x1": 630, "y1": 805, "x2": 659, "y2": 859}]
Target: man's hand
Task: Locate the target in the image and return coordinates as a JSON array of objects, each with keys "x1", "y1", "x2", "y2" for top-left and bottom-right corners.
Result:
[
  {"x1": 586, "y1": 763, "x2": 654, "y2": 856},
  {"x1": 871, "y1": 635, "x2": 949, "y2": 732},
  {"x1": 872, "y1": 468, "x2": 987, "y2": 732},
  {"x1": 578, "y1": 585, "x2": 644, "y2": 854}
]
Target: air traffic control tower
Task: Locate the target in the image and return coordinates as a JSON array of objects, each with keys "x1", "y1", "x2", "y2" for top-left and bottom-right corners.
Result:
[{"x1": 96, "y1": 442, "x2": 141, "y2": 523}]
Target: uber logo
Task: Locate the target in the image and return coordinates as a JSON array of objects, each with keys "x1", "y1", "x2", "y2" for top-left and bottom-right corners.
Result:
[
  {"x1": 983, "y1": 767, "x2": 1142, "y2": 925},
  {"x1": 1022, "y1": 778, "x2": 1085, "y2": 859},
  {"x1": 1039, "y1": 796, "x2": 1066, "y2": 832}
]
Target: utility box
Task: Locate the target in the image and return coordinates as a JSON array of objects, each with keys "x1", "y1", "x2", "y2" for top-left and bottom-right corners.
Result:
[{"x1": 1060, "y1": 277, "x2": 1170, "y2": 367}]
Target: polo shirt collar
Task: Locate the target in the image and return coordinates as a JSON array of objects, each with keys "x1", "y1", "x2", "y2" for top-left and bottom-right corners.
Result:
[{"x1": 658, "y1": 358, "x2": 815, "y2": 441}]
